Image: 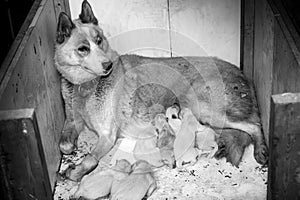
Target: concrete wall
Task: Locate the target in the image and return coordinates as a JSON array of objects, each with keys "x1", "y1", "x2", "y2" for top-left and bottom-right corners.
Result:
[{"x1": 69, "y1": 0, "x2": 240, "y2": 66}]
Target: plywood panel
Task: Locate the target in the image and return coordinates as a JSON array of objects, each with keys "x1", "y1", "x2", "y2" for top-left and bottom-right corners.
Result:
[
  {"x1": 70, "y1": 0, "x2": 171, "y2": 57},
  {"x1": 0, "y1": 0, "x2": 65, "y2": 189},
  {"x1": 169, "y1": 0, "x2": 241, "y2": 66}
]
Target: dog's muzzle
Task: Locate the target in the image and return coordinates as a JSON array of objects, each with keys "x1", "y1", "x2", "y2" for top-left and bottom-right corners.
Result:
[{"x1": 102, "y1": 61, "x2": 113, "y2": 74}]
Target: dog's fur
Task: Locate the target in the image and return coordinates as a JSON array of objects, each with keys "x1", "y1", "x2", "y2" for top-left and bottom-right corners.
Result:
[{"x1": 54, "y1": 0, "x2": 268, "y2": 181}]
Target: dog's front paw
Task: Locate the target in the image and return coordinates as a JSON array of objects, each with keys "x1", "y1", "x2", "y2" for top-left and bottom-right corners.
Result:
[
  {"x1": 254, "y1": 143, "x2": 268, "y2": 166},
  {"x1": 59, "y1": 129, "x2": 79, "y2": 154},
  {"x1": 59, "y1": 136, "x2": 77, "y2": 155}
]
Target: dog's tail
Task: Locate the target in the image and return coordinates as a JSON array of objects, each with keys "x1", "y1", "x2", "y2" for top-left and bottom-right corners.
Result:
[{"x1": 214, "y1": 129, "x2": 252, "y2": 167}]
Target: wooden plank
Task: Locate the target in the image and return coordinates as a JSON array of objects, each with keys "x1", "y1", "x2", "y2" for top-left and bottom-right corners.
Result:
[
  {"x1": 168, "y1": 0, "x2": 241, "y2": 66},
  {"x1": 253, "y1": 0, "x2": 275, "y2": 145},
  {"x1": 0, "y1": 109, "x2": 52, "y2": 200},
  {"x1": 268, "y1": 93, "x2": 300, "y2": 200},
  {"x1": 0, "y1": 0, "x2": 65, "y2": 189},
  {"x1": 240, "y1": 0, "x2": 255, "y2": 80}
]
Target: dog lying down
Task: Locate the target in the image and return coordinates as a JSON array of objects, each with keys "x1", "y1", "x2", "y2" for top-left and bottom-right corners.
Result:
[{"x1": 55, "y1": 0, "x2": 268, "y2": 182}]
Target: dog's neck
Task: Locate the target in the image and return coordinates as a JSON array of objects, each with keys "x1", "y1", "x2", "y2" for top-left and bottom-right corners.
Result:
[
  {"x1": 73, "y1": 56, "x2": 121, "y2": 98},
  {"x1": 74, "y1": 77, "x2": 99, "y2": 98}
]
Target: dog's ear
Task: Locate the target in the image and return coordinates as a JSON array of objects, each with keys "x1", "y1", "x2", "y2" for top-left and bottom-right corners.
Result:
[
  {"x1": 56, "y1": 12, "x2": 75, "y2": 44},
  {"x1": 79, "y1": 0, "x2": 98, "y2": 25}
]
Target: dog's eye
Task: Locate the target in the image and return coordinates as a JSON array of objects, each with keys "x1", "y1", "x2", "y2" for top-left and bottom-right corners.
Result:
[
  {"x1": 95, "y1": 35, "x2": 102, "y2": 45},
  {"x1": 77, "y1": 45, "x2": 90, "y2": 56},
  {"x1": 78, "y1": 46, "x2": 90, "y2": 52}
]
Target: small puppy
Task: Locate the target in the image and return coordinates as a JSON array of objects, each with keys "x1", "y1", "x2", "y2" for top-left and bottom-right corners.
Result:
[
  {"x1": 165, "y1": 105, "x2": 181, "y2": 134},
  {"x1": 72, "y1": 159, "x2": 131, "y2": 199},
  {"x1": 111, "y1": 160, "x2": 157, "y2": 200},
  {"x1": 154, "y1": 113, "x2": 176, "y2": 168},
  {"x1": 174, "y1": 108, "x2": 200, "y2": 167}
]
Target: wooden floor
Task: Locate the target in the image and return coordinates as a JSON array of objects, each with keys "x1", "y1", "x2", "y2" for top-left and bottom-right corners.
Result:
[{"x1": 70, "y1": 0, "x2": 240, "y2": 66}]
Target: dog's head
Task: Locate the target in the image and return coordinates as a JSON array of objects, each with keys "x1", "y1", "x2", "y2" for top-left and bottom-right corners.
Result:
[{"x1": 54, "y1": 0, "x2": 118, "y2": 84}]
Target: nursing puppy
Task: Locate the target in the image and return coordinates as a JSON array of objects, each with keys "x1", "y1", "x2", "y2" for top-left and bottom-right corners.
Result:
[
  {"x1": 54, "y1": 0, "x2": 268, "y2": 181},
  {"x1": 110, "y1": 160, "x2": 157, "y2": 200},
  {"x1": 72, "y1": 159, "x2": 131, "y2": 199}
]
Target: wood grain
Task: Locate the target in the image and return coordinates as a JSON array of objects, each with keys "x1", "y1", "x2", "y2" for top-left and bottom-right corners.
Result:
[
  {"x1": 240, "y1": 0, "x2": 255, "y2": 80},
  {"x1": 0, "y1": 109, "x2": 52, "y2": 200},
  {"x1": 271, "y1": 5, "x2": 300, "y2": 94},
  {"x1": 0, "y1": 0, "x2": 42, "y2": 85},
  {"x1": 253, "y1": 0, "x2": 275, "y2": 145},
  {"x1": 0, "y1": 0, "x2": 66, "y2": 189},
  {"x1": 268, "y1": 93, "x2": 300, "y2": 200},
  {"x1": 53, "y1": 0, "x2": 71, "y2": 19}
]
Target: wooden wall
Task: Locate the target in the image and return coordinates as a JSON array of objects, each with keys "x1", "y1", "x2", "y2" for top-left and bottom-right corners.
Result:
[
  {"x1": 242, "y1": 0, "x2": 300, "y2": 199},
  {"x1": 0, "y1": 0, "x2": 69, "y2": 190},
  {"x1": 242, "y1": 0, "x2": 300, "y2": 144},
  {"x1": 69, "y1": 0, "x2": 241, "y2": 66}
]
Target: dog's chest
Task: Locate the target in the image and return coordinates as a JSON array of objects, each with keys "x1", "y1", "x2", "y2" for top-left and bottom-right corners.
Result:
[{"x1": 73, "y1": 79, "x2": 115, "y2": 132}]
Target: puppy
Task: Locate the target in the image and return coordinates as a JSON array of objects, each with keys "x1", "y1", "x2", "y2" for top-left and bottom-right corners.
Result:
[
  {"x1": 174, "y1": 108, "x2": 200, "y2": 167},
  {"x1": 111, "y1": 160, "x2": 157, "y2": 200},
  {"x1": 72, "y1": 159, "x2": 131, "y2": 199},
  {"x1": 154, "y1": 113, "x2": 176, "y2": 168},
  {"x1": 165, "y1": 105, "x2": 181, "y2": 134}
]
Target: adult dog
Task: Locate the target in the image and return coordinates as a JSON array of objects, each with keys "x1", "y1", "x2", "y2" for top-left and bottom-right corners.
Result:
[{"x1": 54, "y1": 0, "x2": 267, "y2": 181}]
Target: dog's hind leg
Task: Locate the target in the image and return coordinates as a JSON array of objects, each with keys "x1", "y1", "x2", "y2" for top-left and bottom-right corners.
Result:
[
  {"x1": 191, "y1": 101, "x2": 268, "y2": 165},
  {"x1": 224, "y1": 120, "x2": 268, "y2": 165},
  {"x1": 200, "y1": 114, "x2": 268, "y2": 165},
  {"x1": 214, "y1": 129, "x2": 252, "y2": 166}
]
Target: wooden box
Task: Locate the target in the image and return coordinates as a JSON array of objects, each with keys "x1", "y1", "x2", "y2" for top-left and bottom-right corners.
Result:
[
  {"x1": 0, "y1": 0, "x2": 299, "y2": 199},
  {"x1": 0, "y1": 0, "x2": 70, "y2": 198}
]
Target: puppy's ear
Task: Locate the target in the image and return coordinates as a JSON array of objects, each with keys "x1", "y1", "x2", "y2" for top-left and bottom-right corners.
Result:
[
  {"x1": 79, "y1": 0, "x2": 98, "y2": 25},
  {"x1": 56, "y1": 12, "x2": 75, "y2": 44}
]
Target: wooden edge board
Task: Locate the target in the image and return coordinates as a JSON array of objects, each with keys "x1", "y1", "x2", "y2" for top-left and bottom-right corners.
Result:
[{"x1": 0, "y1": 108, "x2": 35, "y2": 120}]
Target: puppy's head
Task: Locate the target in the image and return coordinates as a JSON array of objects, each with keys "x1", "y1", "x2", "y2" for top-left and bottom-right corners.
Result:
[
  {"x1": 54, "y1": 0, "x2": 118, "y2": 84},
  {"x1": 113, "y1": 159, "x2": 132, "y2": 174},
  {"x1": 131, "y1": 160, "x2": 153, "y2": 174}
]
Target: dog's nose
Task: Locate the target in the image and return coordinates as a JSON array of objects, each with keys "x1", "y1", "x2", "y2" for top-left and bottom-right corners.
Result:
[{"x1": 102, "y1": 61, "x2": 113, "y2": 71}]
